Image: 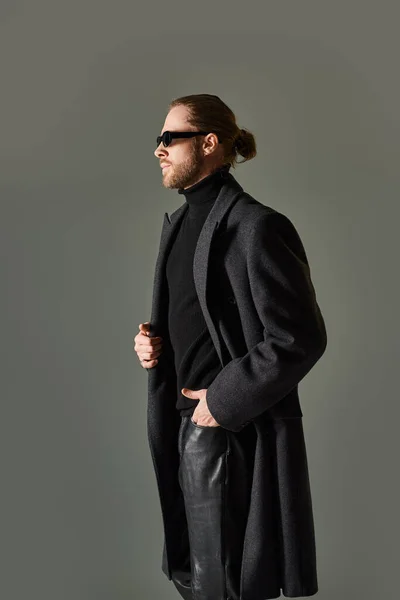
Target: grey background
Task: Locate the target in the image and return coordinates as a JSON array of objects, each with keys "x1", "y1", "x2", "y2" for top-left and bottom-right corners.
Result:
[{"x1": 1, "y1": 1, "x2": 399, "y2": 599}]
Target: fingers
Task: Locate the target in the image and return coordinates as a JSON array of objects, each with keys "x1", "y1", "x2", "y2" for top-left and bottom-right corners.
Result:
[
  {"x1": 140, "y1": 358, "x2": 159, "y2": 368},
  {"x1": 137, "y1": 345, "x2": 162, "y2": 359},
  {"x1": 133, "y1": 339, "x2": 163, "y2": 353},
  {"x1": 133, "y1": 322, "x2": 163, "y2": 368}
]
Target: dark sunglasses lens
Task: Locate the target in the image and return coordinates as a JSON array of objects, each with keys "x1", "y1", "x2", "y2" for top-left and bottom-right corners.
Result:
[{"x1": 156, "y1": 132, "x2": 172, "y2": 148}]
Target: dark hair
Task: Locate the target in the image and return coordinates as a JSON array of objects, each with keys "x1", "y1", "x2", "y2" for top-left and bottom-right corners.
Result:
[{"x1": 168, "y1": 94, "x2": 257, "y2": 169}]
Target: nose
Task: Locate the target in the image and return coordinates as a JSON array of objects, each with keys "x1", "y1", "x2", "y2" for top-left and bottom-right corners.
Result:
[{"x1": 154, "y1": 142, "x2": 167, "y2": 158}]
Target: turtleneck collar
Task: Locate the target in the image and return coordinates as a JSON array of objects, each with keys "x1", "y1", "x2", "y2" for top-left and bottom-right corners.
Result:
[{"x1": 177, "y1": 164, "x2": 231, "y2": 206}]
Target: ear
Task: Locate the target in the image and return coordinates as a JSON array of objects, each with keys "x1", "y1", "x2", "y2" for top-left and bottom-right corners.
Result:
[{"x1": 204, "y1": 132, "x2": 219, "y2": 154}]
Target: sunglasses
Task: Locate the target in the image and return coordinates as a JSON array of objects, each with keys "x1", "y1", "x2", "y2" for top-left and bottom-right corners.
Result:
[{"x1": 156, "y1": 130, "x2": 215, "y2": 149}]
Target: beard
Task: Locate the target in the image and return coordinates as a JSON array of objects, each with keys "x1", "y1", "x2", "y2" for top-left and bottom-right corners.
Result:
[{"x1": 162, "y1": 139, "x2": 205, "y2": 190}]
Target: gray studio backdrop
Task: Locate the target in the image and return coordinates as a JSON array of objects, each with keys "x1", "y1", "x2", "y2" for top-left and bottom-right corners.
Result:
[{"x1": 1, "y1": 2, "x2": 399, "y2": 599}]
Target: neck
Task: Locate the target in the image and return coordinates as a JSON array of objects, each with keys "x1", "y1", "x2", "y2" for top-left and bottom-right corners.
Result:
[{"x1": 178, "y1": 164, "x2": 231, "y2": 204}]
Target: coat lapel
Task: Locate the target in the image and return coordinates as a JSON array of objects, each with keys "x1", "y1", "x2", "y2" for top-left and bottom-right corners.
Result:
[
  {"x1": 149, "y1": 173, "x2": 244, "y2": 365},
  {"x1": 148, "y1": 203, "x2": 188, "y2": 338}
]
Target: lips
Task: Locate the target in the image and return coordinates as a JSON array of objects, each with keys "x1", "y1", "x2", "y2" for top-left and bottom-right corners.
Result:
[{"x1": 161, "y1": 163, "x2": 171, "y2": 169}]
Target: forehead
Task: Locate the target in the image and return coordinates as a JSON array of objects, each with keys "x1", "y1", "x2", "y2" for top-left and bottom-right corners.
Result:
[{"x1": 161, "y1": 105, "x2": 193, "y2": 135}]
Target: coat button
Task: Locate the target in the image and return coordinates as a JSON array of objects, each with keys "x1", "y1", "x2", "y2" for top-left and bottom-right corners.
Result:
[{"x1": 228, "y1": 295, "x2": 236, "y2": 304}]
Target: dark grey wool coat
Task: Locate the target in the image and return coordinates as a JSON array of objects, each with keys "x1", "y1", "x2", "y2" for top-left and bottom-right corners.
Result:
[{"x1": 146, "y1": 171, "x2": 327, "y2": 600}]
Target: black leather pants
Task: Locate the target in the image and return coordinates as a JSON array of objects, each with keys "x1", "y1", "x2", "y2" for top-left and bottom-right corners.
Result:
[{"x1": 172, "y1": 415, "x2": 252, "y2": 600}]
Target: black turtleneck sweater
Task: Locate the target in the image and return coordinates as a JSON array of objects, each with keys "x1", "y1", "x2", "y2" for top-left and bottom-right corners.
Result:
[{"x1": 165, "y1": 164, "x2": 230, "y2": 417}]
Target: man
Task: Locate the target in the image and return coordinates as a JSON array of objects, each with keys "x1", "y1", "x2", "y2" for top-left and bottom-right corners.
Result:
[{"x1": 134, "y1": 94, "x2": 327, "y2": 600}]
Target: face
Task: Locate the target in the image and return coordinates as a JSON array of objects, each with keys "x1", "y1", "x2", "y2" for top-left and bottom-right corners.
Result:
[{"x1": 154, "y1": 105, "x2": 220, "y2": 190}]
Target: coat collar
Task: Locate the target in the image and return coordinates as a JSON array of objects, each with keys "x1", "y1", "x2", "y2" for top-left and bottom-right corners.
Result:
[{"x1": 149, "y1": 171, "x2": 244, "y2": 366}]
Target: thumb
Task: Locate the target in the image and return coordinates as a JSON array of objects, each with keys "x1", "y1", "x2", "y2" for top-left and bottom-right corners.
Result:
[
  {"x1": 139, "y1": 322, "x2": 151, "y2": 336},
  {"x1": 181, "y1": 388, "x2": 194, "y2": 397}
]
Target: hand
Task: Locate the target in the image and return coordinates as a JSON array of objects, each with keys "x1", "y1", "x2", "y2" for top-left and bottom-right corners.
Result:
[
  {"x1": 133, "y1": 322, "x2": 163, "y2": 369},
  {"x1": 181, "y1": 388, "x2": 221, "y2": 427}
]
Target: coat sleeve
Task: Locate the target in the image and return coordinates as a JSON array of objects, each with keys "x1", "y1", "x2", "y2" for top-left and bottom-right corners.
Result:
[{"x1": 205, "y1": 211, "x2": 327, "y2": 432}]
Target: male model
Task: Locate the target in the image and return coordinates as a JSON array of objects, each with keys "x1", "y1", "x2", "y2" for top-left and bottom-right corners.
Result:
[{"x1": 134, "y1": 94, "x2": 327, "y2": 600}]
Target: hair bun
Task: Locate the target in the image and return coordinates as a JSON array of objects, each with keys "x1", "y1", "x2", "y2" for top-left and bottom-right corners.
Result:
[{"x1": 235, "y1": 130, "x2": 244, "y2": 150}]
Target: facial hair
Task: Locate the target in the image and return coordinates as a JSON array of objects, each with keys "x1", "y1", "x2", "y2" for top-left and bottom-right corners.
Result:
[{"x1": 162, "y1": 139, "x2": 205, "y2": 190}]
